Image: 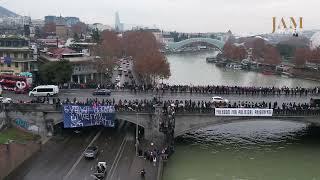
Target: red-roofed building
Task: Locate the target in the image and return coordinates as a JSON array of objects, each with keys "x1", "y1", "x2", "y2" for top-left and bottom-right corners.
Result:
[{"x1": 47, "y1": 48, "x2": 76, "y2": 58}]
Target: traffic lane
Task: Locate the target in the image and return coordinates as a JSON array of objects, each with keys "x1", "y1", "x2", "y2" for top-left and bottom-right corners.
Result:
[
  {"x1": 66, "y1": 127, "x2": 126, "y2": 180},
  {"x1": 4, "y1": 89, "x2": 318, "y2": 104},
  {"x1": 7, "y1": 128, "x2": 97, "y2": 180},
  {"x1": 110, "y1": 135, "x2": 136, "y2": 180}
]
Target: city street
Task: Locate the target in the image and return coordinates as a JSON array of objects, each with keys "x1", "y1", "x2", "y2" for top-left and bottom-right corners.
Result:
[
  {"x1": 6, "y1": 122, "x2": 142, "y2": 180},
  {"x1": 4, "y1": 88, "x2": 320, "y2": 104}
]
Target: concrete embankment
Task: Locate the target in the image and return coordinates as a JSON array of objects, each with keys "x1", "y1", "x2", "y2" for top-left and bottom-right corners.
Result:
[
  {"x1": 0, "y1": 141, "x2": 41, "y2": 179},
  {"x1": 157, "y1": 159, "x2": 164, "y2": 180}
]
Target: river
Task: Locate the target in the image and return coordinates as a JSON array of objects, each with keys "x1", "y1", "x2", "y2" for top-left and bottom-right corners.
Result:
[
  {"x1": 165, "y1": 52, "x2": 320, "y2": 87},
  {"x1": 163, "y1": 52, "x2": 320, "y2": 180}
]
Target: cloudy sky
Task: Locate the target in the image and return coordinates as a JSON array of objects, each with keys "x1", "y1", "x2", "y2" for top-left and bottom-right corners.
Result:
[{"x1": 2, "y1": 0, "x2": 320, "y2": 34}]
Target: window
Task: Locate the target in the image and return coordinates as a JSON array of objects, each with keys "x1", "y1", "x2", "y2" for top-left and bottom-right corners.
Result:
[
  {"x1": 7, "y1": 64, "x2": 11, "y2": 67},
  {"x1": 14, "y1": 53, "x2": 18, "y2": 58},
  {"x1": 23, "y1": 53, "x2": 28, "y2": 59},
  {"x1": 15, "y1": 62, "x2": 19, "y2": 68},
  {"x1": 37, "y1": 88, "x2": 53, "y2": 92}
]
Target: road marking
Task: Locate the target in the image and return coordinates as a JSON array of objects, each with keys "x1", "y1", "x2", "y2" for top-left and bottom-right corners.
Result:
[
  {"x1": 107, "y1": 136, "x2": 127, "y2": 180},
  {"x1": 63, "y1": 130, "x2": 102, "y2": 180}
]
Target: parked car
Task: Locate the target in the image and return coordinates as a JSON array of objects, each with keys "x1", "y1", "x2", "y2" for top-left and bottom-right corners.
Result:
[
  {"x1": 211, "y1": 96, "x2": 229, "y2": 104},
  {"x1": 93, "y1": 89, "x2": 111, "y2": 96},
  {"x1": 29, "y1": 85, "x2": 59, "y2": 97},
  {"x1": 84, "y1": 146, "x2": 99, "y2": 159},
  {"x1": 0, "y1": 97, "x2": 12, "y2": 103}
]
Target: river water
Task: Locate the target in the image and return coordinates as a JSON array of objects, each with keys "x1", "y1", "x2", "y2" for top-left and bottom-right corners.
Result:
[
  {"x1": 165, "y1": 52, "x2": 320, "y2": 87},
  {"x1": 163, "y1": 52, "x2": 320, "y2": 180}
]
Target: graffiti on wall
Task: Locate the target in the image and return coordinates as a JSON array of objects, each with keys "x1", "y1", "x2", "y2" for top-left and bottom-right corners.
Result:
[{"x1": 14, "y1": 118, "x2": 39, "y2": 133}]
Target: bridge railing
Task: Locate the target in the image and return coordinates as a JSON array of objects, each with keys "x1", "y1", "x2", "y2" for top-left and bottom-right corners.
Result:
[{"x1": 174, "y1": 108, "x2": 320, "y2": 116}]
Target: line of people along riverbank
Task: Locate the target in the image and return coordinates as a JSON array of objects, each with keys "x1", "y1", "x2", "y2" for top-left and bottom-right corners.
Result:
[
  {"x1": 62, "y1": 82, "x2": 320, "y2": 96},
  {"x1": 26, "y1": 97, "x2": 320, "y2": 116}
]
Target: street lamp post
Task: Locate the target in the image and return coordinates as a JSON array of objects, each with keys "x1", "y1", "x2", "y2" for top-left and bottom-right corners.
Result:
[
  {"x1": 129, "y1": 107, "x2": 139, "y2": 156},
  {"x1": 135, "y1": 112, "x2": 139, "y2": 156}
]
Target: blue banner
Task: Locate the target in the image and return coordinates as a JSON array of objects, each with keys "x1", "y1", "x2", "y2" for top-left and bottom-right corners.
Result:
[{"x1": 63, "y1": 105, "x2": 116, "y2": 128}]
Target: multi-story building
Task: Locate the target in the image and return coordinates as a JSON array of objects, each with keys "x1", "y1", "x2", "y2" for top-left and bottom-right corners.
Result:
[
  {"x1": 0, "y1": 36, "x2": 37, "y2": 75},
  {"x1": 55, "y1": 16, "x2": 68, "y2": 40},
  {"x1": 65, "y1": 17, "x2": 80, "y2": 27},
  {"x1": 44, "y1": 16, "x2": 56, "y2": 24},
  {"x1": 39, "y1": 48, "x2": 99, "y2": 84}
]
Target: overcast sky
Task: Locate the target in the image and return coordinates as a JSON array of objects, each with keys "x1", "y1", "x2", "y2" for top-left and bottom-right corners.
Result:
[{"x1": 2, "y1": 0, "x2": 320, "y2": 34}]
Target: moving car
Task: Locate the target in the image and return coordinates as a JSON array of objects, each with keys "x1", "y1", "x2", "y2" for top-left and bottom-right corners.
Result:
[
  {"x1": 84, "y1": 146, "x2": 99, "y2": 159},
  {"x1": 93, "y1": 162, "x2": 107, "y2": 179},
  {"x1": 93, "y1": 89, "x2": 111, "y2": 96},
  {"x1": 211, "y1": 96, "x2": 229, "y2": 104},
  {"x1": 29, "y1": 85, "x2": 59, "y2": 97},
  {"x1": 0, "y1": 97, "x2": 12, "y2": 103}
]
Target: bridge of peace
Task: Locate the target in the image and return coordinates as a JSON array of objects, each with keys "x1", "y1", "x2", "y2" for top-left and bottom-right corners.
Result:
[
  {"x1": 1, "y1": 103, "x2": 320, "y2": 142},
  {"x1": 166, "y1": 37, "x2": 225, "y2": 52}
]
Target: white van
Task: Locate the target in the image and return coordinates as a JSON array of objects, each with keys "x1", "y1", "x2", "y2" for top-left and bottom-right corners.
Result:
[{"x1": 29, "y1": 85, "x2": 59, "y2": 97}]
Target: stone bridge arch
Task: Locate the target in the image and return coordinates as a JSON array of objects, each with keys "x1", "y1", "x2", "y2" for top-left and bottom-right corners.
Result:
[{"x1": 174, "y1": 114, "x2": 320, "y2": 138}]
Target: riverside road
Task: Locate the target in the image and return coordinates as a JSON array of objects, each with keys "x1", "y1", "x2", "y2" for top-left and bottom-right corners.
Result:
[
  {"x1": 4, "y1": 89, "x2": 319, "y2": 104},
  {"x1": 7, "y1": 122, "x2": 157, "y2": 180}
]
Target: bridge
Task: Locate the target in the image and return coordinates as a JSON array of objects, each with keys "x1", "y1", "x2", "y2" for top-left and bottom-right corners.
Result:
[
  {"x1": 167, "y1": 38, "x2": 225, "y2": 52},
  {"x1": 1, "y1": 104, "x2": 320, "y2": 142}
]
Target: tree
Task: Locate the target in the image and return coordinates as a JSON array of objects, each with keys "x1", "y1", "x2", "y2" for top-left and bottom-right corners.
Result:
[
  {"x1": 73, "y1": 33, "x2": 80, "y2": 42},
  {"x1": 123, "y1": 30, "x2": 170, "y2": 84},
  {"x1": 91, "y1": 28, "x2": 101, "y2": 43},
  {"x1": 263, "y1": 45, "x2": 281, "y2": 65},
  {"x1": 276, "y1": 44, "x2": 295, "y2": 58},
  {"x1": 310, "y1": 48, "x2": 320, "y2": 64},
  {"x1": 294, "y1": 48, "x2": 310, "y2": 67},
  {"x1": 91, "y1": 30, "x2": 122, "y2": 84},
  {"x1": 250, "y1": 38, "x2": 266, "y2": 60},
  {"x1": 43, "y1": 22, "x2": 56, "y2": 33},
  {"x1": 222, "y1": 41, "x2": 247, "y2": 61},
  {"x1": 39, "y1": 60, "x2": 73, "y2": 85},
  {"x1": 71, "y1": 22, "x2": 87, "y2": 35}
]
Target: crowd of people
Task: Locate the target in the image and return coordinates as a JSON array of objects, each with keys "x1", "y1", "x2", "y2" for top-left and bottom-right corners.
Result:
[
  {"x1": 27, "y1": 97, "x2": 320, "y2": 116},
  {"x1": 59, "y1": 82, "x2": 320, "y2": 96},
  {"x1": 128, "y1": 84, "x2": 320, "y2": 96}
]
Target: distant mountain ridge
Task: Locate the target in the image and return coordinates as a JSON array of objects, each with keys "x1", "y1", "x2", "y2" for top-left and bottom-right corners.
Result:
[{"x1": 0, "y1": 6, "x2": 19, "y2": 18}]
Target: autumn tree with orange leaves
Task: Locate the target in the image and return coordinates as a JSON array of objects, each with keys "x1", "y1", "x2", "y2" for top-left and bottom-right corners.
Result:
[
  {"x1": 123, "y1": 31, "x2": 170, "y2": 84},
  {"x1": 294, "y1": 48, "x2": 310, "y2": 67},
  {"x1": 91, "y1": 30, "x2": 122, "y2": 84},
  {"x1": 263, "y1": 45, "x2": 281, "y2": 65},
  {"x1": 223, "y1": 41, "x2": 247, "y2": 61},
  {"x1": 91, "y1": 30, "x2": 170, "y2": 85}
]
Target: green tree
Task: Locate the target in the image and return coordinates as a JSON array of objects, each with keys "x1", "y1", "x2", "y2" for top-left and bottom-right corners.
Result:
[
  {"x1": 39, "y1": 60, "x2": 73, "y2": 85},
  {"x1": 91, "y1": 28, "x2": 101, "y2": 44},
  {"x1": 73, "y1": 33, "x2": 80, "y2": 42},
  {"x1": 276, "y1": 44, "x2": 295, "y2": 58}
]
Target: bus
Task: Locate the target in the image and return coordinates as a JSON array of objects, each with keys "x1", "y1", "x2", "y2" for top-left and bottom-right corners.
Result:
[{"x1": 0, "y1": 74, "x2": 32, "y2": 93}]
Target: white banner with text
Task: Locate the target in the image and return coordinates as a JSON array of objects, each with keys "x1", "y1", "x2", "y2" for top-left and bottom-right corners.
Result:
[{"x1": 215, "y1": 108, "x2": 273, "y2": 117}]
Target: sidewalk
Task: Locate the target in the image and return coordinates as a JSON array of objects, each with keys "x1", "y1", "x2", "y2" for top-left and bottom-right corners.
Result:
[{"x1": 128, "y1": 155, "x2": 158, "y2": 180}]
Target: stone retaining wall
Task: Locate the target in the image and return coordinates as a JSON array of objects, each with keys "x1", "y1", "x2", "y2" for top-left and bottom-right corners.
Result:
[{"x1": 0, "y1": 141, "x2": 41, "y2": 179}]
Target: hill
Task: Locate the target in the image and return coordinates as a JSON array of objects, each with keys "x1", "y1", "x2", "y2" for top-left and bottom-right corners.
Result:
[{"x1": 0, "y1": 6, "x2": 19, "y2": 18}]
